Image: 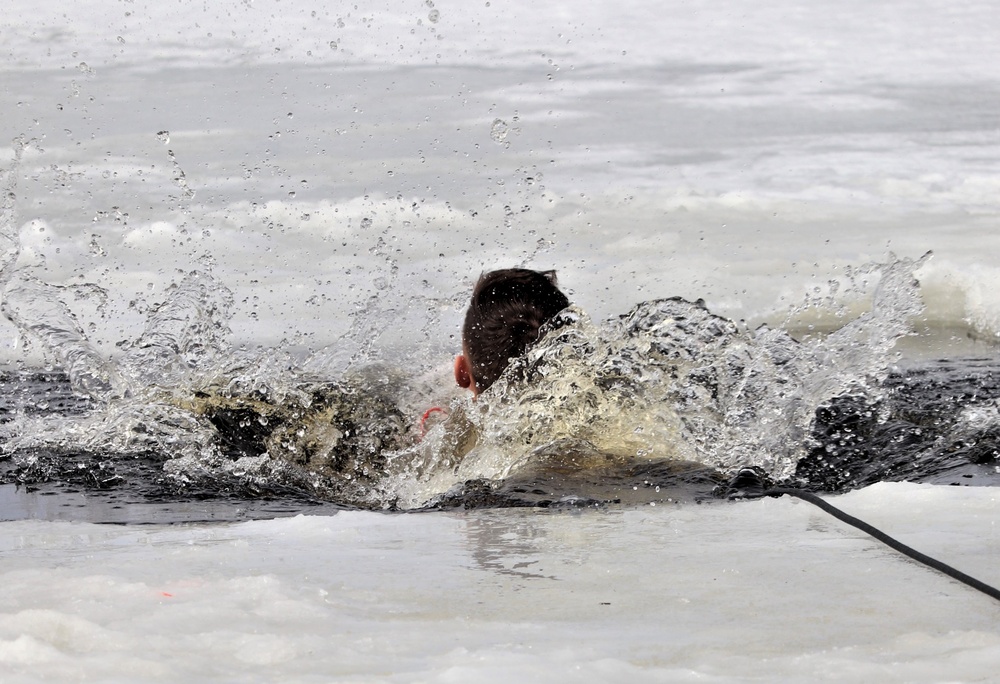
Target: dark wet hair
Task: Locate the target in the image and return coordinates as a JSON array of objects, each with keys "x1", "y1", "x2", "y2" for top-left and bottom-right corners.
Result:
[{"x1": 462, "y1": 268, "x2": 570, "y2": 393}]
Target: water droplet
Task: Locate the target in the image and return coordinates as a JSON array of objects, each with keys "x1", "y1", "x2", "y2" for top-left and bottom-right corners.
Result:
[
  {"x1": 156, "y1": 131, "x2": 170, "y2": 145},
  {"x1": 89, "y1": 235, "x2": 107, "y2": 257},
  {"x1": 490, "y1": 118, "x2": 509, "y2": 144},
  {"x1": 428, "y1": 9, "x2": 440, "y2": 22},
  {"x1": 360, "y1": 217, "x2": 372, "y2": 229},
  {"x1": 329, "y1": 41, "x2": 339, "y2": 50}
]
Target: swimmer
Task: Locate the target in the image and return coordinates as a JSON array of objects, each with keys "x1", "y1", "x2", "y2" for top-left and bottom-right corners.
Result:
[{"x1": 453, "y1": 268, "x2": 571, "y2": 397}]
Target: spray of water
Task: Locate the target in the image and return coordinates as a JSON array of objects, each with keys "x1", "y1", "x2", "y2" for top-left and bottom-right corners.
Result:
[
  {"x1": 0, "y1": 141, "x2": 931, "y2": 508},
  {"x1": 1, "y1": 139, "x2": 124, "y2": 400},
  {"x1": 385, "y1": 255, "x2": 928, "y2": 508}
]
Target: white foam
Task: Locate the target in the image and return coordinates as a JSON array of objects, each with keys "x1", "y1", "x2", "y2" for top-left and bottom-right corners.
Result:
[{"x1": 918, "y1": 260, "x2": 1000, "y2": 341}]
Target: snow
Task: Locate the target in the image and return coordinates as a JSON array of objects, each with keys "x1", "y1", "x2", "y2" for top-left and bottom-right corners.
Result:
[{"x1": 1, "y1": 483, "x2": 998, "y2": 681}]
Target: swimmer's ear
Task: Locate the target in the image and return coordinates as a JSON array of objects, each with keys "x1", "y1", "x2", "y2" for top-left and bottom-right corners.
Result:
[{"x1": 454, "y1": 354, "x2": 473, "y2": 391}]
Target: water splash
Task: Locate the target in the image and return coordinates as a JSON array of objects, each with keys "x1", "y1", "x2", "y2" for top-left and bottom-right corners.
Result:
[
  {"x1": 117, "y1": 270, "x2": 234, "y2": 397},
  {"x1": 388, "y1": 255, "x2": 929, "y2": 507},
  {"x1": 0, "y1": 217, "x2": 932, "y2": 509},
  {"x1": 1, "y1": 138, "x2": 123, "y2": 400},
  {"x1": 167, "y1": 148, "x2": 195, "y2": 201},
  {"x1": 1, "y1": 276, "x2": 123, "y2": 400},
  {"x1": 1, "y1": 137, "x2": 29, "y2": 280}
]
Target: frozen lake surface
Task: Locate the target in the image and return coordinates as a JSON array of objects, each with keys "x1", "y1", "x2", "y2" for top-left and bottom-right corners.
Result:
[
  {"x1": 2, "y1": 0, "x2": 1000, "y2": 680},
  {"x1": 1, "y1": 484, "x2": 999, "y2": 683}
]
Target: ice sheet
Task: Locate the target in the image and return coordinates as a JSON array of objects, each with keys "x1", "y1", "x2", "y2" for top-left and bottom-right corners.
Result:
[{"x1": 1, "y1": 483, "x2": 998, "y2": 682}]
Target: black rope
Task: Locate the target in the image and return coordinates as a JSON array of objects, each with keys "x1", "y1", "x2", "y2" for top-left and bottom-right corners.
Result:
[{"x1": 765, "y1": 487, "x2": 1000, "y2": 604}]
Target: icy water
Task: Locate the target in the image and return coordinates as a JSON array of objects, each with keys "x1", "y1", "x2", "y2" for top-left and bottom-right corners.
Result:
[{"x1": 2, "y1": 0, "x2": 1000, "y2": 680}]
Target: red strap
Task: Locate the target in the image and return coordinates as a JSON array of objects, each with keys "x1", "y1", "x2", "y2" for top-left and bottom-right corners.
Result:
[{"x1": 419, "y1": 406, "x2": 447, "y2": 438}]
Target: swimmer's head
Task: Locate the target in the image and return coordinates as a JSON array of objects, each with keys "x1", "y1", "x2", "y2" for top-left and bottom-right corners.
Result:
[{"x1": 454, "y1": 268, "x2": 570, "y2": 396}]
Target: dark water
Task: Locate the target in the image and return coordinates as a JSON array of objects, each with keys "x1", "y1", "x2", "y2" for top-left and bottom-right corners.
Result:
[
  {"x1": 0, "y1": 370, "x2": 338, "y2": 522},
  {"x1": 1, "y1": 354, "x2": 998, "y2": 523},
  {"x1": 800, "y1": 356, "x2": 1000, "y2": 490}
]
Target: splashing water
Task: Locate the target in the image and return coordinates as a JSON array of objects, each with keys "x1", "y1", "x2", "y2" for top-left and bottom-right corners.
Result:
[
  {"x1": 387, "y1": 255, "x2": 928, "y2": 508},
  {"x1": 2, "y1": 276, "x2": 122, "y2": 400},
  {"x1": 0, "y1": 248, "x2": 933, "y2": 507},
  {"x1": 0, "y1": 143, "x2": 955, "y2": 509},
  {"x1": 116, "y1": 270, "x2": 235, "y2": 398},
  {"x1": 1, "y1": 139, "x2": 122, "y2": 400}
]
